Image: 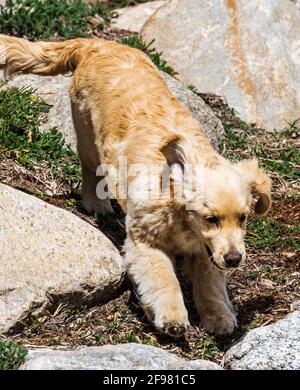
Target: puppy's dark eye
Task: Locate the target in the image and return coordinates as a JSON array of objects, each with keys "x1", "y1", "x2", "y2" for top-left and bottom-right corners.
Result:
[
  {"x1": 240, "y1": 214, "x2": 247, "y2": 223},
  {"x1": 206, "y1": 216, "x2": 219, "y2": 225}
]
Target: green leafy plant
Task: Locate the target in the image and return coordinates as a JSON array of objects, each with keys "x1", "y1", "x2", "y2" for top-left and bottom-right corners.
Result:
[
  {"x1": 121, "y1": 35, "x2": 176, "y2": 75},
  {"x1": 0, "y1": 340, "x2": 28, "y2": 370},
  {"x1": 195, "y1": 336, "x2": 219, "y2": 360},
  {"x1": 65, "y1": 197, "x2": 78, "y2": 207},
  {"x1": 0, "y1": 0, "x2": 114, "y2": 39},
  {"x1": 0, "y1": 86, "x2": 80, "y2": 179}
]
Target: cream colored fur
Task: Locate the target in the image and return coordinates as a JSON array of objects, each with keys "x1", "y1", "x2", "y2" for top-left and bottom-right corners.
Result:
[{"x1": 0, "y1": 35, "x2": 272, "y2": 336}]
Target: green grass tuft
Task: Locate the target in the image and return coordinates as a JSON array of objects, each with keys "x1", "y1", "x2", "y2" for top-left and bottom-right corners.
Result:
[
  {"x1": 121, "y1": 35, "x2": 176, "y2": 75},
  {"x1": 0, "y1": 86, "x2": 80, "y2": 179},
  {"x1": 188, "y1": 84, "x2": 200, "y2": 94},
  {"x1": 0, "y1": 340, "x2": 27, "y2": 370},
  {"x1": 0, "y1": 0, "x2": 114, "y2": 40},
  {"x1": 246, "y1": 216, "x2": 300, "y2": 250}
]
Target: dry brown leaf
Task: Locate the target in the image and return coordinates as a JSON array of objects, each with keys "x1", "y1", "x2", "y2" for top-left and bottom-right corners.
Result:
[{"x1": 260, "y1": 278, "x2": 275, "y2": 288}]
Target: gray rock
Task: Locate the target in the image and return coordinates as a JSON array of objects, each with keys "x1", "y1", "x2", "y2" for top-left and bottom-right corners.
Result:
[
  {"x1": 225, "y1": 310, "x2": 300, "y2": 370},
  {"x1": 0, "y1": 183, "x2": 124, "y2": 335},
  {"x1": 142, "y1": 0, "x2": 300, "y2": 131},
  {"x1": 113, "y1": 1, "x2": 165, "y2": 33},
  {"x1": 1, "y1": 66, "x2": 224, "y2": 152},
  {"x1": 20, "y1": 343, "x2": 222, "y2": 370}
]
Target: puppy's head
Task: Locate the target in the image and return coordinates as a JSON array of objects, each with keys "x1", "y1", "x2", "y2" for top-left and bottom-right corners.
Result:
[
  {"x1": 187, "y1": 158, "x2": 272, "y2": 270},
  {"x1": 161, "y1": 138, "x2": 272, "y2": 270}
]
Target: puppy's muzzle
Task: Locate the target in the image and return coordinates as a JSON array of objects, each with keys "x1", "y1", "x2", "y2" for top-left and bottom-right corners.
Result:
[
  {"x1": 205, "y1": 245, "x2": 225, "y2": 270},
  {"x1": 223, "y1": 251, "x2": 242, "y2": 268},
  {"x1": 206, "y1": 246, "x2": 242, "y2": 270}
]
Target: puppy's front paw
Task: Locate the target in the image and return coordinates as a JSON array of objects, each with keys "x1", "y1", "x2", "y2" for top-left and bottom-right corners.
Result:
[
  {"x1": 201, "y1": 311, "x2": 237, "y2": 336},
  {"x1": 162, "y1": 322, "x2": 188, "y2": 338},
  {"x1": 154, "y1": 308, "x2": 190, "y2": 338},
  {"x1": 82, "y1": 197, "x2": 114, "y2": 216}
]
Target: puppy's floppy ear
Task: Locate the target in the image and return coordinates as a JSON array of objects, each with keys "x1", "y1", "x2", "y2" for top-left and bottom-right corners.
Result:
[
  {"x1": 160, "y1": 135, "x2": 185, "y2": 196},
  {"x1": 160, "y1": 135, "x2": 185, "y2": 170},
  {"x1": 235, "y1": 158, "x2": 272, "y2": 215},
  {"x1": 160, "y1": 135, "x2": 187, "y2": 202},
  {"x1": 160, "y1": 135, "x2": 186, "y2": 184}
]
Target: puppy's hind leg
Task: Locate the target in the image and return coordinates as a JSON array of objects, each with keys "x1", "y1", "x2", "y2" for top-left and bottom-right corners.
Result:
[
  {"x1": 81, "y1": 160, "x2": 114, "y2": 216},
  {"x1": 125, "y1": 239, "x2": 189, "y2": 338},
  {"x1": 71, "y1": 98, "x2": 113, "y2": 216}
]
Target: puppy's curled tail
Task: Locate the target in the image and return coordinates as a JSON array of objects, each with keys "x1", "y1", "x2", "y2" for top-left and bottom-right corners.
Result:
[{"x1": 0, "y1": 35, "x2": 91, "y2": 79}]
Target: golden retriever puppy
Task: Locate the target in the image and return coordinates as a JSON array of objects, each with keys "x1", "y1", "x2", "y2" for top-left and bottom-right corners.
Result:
[{"x1": 0, "y1": 36, "x2": 272, "y2": 337}]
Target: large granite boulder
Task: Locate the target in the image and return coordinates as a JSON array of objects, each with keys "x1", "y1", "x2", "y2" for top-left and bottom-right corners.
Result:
[
  {"x1": 142, "y1": 0, "x2": 300, "y2": 131},
  {"x1": 19, "y1": 343, "x2": 222, "y2": 370},
  {"x1": 0, "y1": 183, "x2": 124, "y2": 334},
  {"x1": 225, "y1": 309, "x2": 300, "y2": 370}
]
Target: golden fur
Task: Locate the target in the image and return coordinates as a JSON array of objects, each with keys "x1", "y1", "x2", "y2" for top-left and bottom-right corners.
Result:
[{"x1": 0, "y1": 35, "x2": 272, "y2": 336}]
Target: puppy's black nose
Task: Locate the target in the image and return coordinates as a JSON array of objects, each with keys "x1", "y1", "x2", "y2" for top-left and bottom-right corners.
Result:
[{"x1": 223, "y1": 251, "x2": 242, "y2": 267}]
